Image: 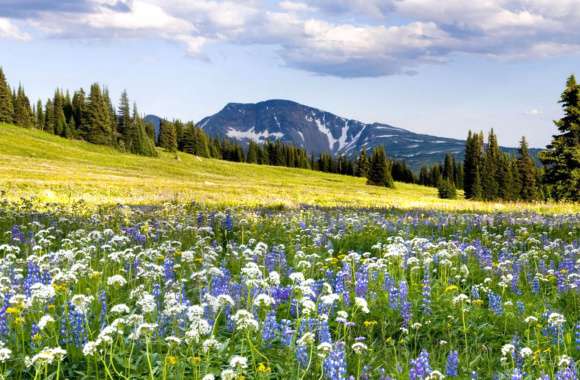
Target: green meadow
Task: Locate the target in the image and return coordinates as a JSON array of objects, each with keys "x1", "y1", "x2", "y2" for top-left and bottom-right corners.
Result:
[{"x1": 0, "y1": 123, "x2": 577, "y2": 214}]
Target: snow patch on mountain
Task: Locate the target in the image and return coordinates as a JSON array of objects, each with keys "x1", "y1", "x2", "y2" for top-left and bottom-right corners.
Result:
[{"x1": 226, "y1": 127, "x2": 284, "y2": 142}]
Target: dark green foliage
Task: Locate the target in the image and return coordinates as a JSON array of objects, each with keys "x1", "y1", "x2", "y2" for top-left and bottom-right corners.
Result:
[
  {"x1": 517, "y1": 137, "x2": 539, "y2": 201},
  {"x1": 540, "y1": 75, "x2": 580, "y2": 201},
  {"x1": 158, "y1": 120, "x2": 178, "y2": 152},
  {"x1": 246, "y1": 141, "x2": 259, "y2": 163},
  {"x1": 43, "y1": 100, "x2": 55, "y2": 134},
  {"x1": 82, "y1": 83, "x2": 114, "y2": 145},
  {"x1": 437, "y1": 179, "x2": 457, "y2": 199},
  {"x1": 13, "y1": 85, "x2": 34, "y2": 128},
  {"x1": 0, "y1": 68, "x2": 13, "y2": 123},
  {"x1": 131, "y1": 104, "x2": 157, "y2": 157},
  {"x1": 355, "y1": 147, "x2": 370, "y2": 178},
  {"x1": 464, "y1": 131, "x2": 484, "y2": 199},
  {"x1": 391, "y1": 160, "x2": 416, "y2": 183},
  {"x1": 116, "y1": 91, "x2": 131, "y2": 149},
  {"x1": 367, "y1": 146, "x2": 394, "y2": 188},
  {"x1": 481, "y1": 129, "x2": 500, "y2": 200},
  {"x1": 35, "y1": 100, "x2": 44, "y2": 129}
]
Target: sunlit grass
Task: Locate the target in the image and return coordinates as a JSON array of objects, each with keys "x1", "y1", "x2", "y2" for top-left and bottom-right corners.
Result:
[{"x1": 0, "y1": 123, "x2": 577, "y2": 214}]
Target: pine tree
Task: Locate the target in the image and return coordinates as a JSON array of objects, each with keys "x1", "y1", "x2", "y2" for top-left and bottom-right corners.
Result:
[
  {"x1": 181, "y1": 123, "x2": 196, "y2": 155},
  {"x1": 13, "y1": 85, "x2": 34, "y2": 128},
  {"x1": 367, "y1": 146, "x2": 394, "y2": 188},
  {"x1": 246, "y1": 141, "x2": 259, "y2": 163},
  {"x1": 540, "y1": 75, "x2": 580, "y2": 201},
  {"x1": 192, "y1": 126, "x2": 210, "y2": 158},
  {"x1": 355, "y1": 147, "x2": 370, "y2": 178},
  {"x1": 71, "y1": 89, "x2": 85, "y2": 133},
  {"x1": 0, "y1": 68, "x2": 13, "y2": 124},
  {"x1": 482, "y1": 129, "x2": 500, "y2": 200},
  {"x1": 517, "y1": 137, "x2": 539, "y2": 201},
  {"x1": 158, "y1": 120, "x2": 177, "y2": 152},
  {"x1": 131, "y1": 104, "x2": 157, "y2": 157},
  {"x1": 464, "y1": 131, "x2": 484, "y2": 199},
  {"x1": 82, "y1": 83, "x2": 113, "y2": 145},
  {"x1": 35, "y1": 100, "x2": 44, "y2": 129},
  {"x1": 44, "y1": 99, "x2": 55, "y2": 134},
  {"x1": 442, "y1": 153, "x2": 455, "y2": 182},
  {"x1": 117, "y1": 90, "x2": 132, "y2": 150}
]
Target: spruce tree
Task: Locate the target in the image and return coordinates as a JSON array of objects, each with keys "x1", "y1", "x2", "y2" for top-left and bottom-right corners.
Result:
[
  {"x1": 158, "y1": 120, "x2": 177, "y2": 152},
  {"x1": 540, "y1": 75, "x2": 580, "y2": 201},
  {"x1": 117, "y1": 90, "x2": 132, "y2": 150},
  {"x1": 181, "y1": 123, "x2": 196, "y2": 155},
  {"x1": 0, "y1": 68, "x2": 13, "y2": 124},
  {"x1": 44, "y1": 99, "x2": 55, "y2": 134},
  {"x1": 355, "y1": 147, "x2": 370, "y2": 178},
  {"x1": 464, "y1": 131, "x2": 484, "y2": 199},
  {"x1": 131, "y1": 104, "x2": 157, "y2": 157},
  {"x1": 82, "y1": 83, "x2": 113, "y2": 145},
  {"x1": 13, "y1": 85, "x2": 34, "y2": 128},
  {"x1": 517, "y1": 137, "x2": 539, "y2": 201},
  {"x1": 71, "y1": 89, "x2": 85, "y2": 133},
  {"x1": 482, "y1": 129, "x2": 500, "y2": 200},
  {"x1": 192, "y1": 126, "x2": 210, "y2": 158},
  {"x1": 246, "y1": 141, "x2": 259, "y2": 163},
  {"x1": 367, "y1": 146, "x2": 394, "y2": 188},
  {"x1": 35, "y1": 100, "x2": 44, "y2": 129}
]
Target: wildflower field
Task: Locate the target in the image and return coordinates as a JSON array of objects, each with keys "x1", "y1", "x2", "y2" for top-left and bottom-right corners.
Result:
[{"x1": 0, "y1": 199, "x2": 578, "y2": 380}]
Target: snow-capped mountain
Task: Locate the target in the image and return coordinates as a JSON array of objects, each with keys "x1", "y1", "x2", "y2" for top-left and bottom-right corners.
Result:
[
  {"x1": 147, "y1": 99, "x2": 537, "y2": 170},
  {"x1": 196, "y1": 99, "x2": 470, "y2": 169}
]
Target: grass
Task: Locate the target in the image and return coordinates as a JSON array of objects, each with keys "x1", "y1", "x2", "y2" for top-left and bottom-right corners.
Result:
[{"x1": 0, "y1": 123, "x2": 578, "y2": 213}]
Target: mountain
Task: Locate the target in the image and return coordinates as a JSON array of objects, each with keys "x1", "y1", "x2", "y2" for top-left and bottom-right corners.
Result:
[{"x1": 148, "y1": 99, "x2": 540, "y2": 170}]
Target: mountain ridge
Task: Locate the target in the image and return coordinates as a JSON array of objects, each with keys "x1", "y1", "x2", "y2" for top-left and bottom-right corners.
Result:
[{"x1": 146, "y1": 99, "x2": 540, "y2": 170}]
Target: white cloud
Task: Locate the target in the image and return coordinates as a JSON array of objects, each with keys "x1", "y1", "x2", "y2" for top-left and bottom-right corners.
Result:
[
  {"x1": 2, "y1": 0, "x2": 580, "y2": 77},
  {"x1": 0, "y1": 18, "x2": 30, "y2": 40},
  {"x1": 525, "y1": 108, "x2": 543, "y2": 116}
]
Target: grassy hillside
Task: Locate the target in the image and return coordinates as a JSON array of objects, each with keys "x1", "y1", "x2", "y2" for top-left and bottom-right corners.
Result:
[{"x1": 0, "y1": 123, "x2": 577, "y2": 213}]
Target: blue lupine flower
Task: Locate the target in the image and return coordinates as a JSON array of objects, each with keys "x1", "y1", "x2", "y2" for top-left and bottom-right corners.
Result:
[
  {"x1": 324, "y1": 342, "x2": 347, "y2": 380},
  {"x1": 409, "y1": 350, "x2": 431, "y2": 380},
  {"x1": 446, "y1": 351, "x2": 459, "y2": 377},
  {"x1": 488, "y1": 292, "x2": 503, "y2": 316}
]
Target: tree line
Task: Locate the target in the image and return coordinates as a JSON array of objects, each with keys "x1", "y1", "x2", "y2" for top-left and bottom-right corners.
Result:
[{"x1": 1, "y1": 67, "x2": 577, "y2": 202}]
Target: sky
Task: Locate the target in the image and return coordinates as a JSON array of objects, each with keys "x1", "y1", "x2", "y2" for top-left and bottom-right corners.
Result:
[{"x1": 0, "y1": 0, "x2": 579, "y2": 148}]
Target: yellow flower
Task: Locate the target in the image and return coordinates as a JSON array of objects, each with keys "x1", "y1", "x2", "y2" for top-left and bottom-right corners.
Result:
[
  {"x1": 90, "y1": 271, "x2": 101, "y2": 280},
  {"x1": 363, "y1": 320, "x2": 377, "y2": 328},
  {"x1": 165, "y1": 355, "x2": 177, "y2": 366},
  {"x1": 472, "y1": 300, "x2": 484, "y2": 306},
  {"x1": 5, "y1": 307, "x2": 19, "y2": 315},
  {"x1": 14, "y1": 317, "x2": 24, "y2": 326},
  {"x1": 257, "y1": 363, "x2": 271, "y2": 374},
  {"x1": 191, "y1": 356, "x2": 201, "y2": 365},
  {"x1": 445, "y1": 285, "x2": 458, "y2": 293}
]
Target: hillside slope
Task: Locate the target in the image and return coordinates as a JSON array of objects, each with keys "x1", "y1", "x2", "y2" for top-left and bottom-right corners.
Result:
[
  {"x1": 190, "y1": 99, "x2": 541, "y2": 170},
  {"x1": 0, "y1": 124, "x2": 574, "y2": 213}
]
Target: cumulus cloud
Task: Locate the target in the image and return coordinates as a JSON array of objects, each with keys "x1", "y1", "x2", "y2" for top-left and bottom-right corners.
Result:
[
  {"x1": 1, "y1": 0, "x2": 579, "y2": 77},
  {"x1": 0, "y1": 18, "x2": 30, "y2": 40}
]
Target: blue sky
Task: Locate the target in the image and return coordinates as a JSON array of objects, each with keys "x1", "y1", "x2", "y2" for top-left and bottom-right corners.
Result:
[{"x1": 1, "y1": 0, "x2": 579, "y2": 148}]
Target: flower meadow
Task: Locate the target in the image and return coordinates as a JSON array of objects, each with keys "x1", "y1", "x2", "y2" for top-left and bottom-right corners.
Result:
[{"x1": 0, "y1": 200, "x2": 578, "y2": 380}]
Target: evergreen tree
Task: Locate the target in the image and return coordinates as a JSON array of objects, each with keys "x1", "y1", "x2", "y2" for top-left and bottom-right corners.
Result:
[
  {"x1": 35, "y1": 100, "x2": 44, "y2": 129},
  {"x1": 517, "y1": 137, "x2": 539, "y2": 201},
  {"x1": 117, "y1": 90, "x2": 132, "y2": 150},
  {"x1": 81, "y1": 83, "x2": 113, "y2": 145},
  {"x1": 13, "y1": 85, "x2": 34, "y2": 128},
  {"x1": 246, "y1": 141, "x2": 259, "y2": 163},
  {"x1": 44, "y1": 99, "x2": 55, "y2": 134},
  {"x1": 442, "y1": 153, "x2": 455, "y2": 182},
  {"x1": 367, "y1": 146, "x2": 394, "y2": 188},
  {"x1": 464, "y1": 131, "x2": 484, "y2": 199},
  {"x1": 482, "y1": 129, "x2": 500, "y2": 200},
  {"x1": 158, "y1": 120, "x2": 177, "y2": 152},
  {"x1": 192, "y1": 125, "x2": 210, "y2": 158},
  {"x1": 540, "y1": 75, "x2": 580, "y2": 201},
  {"x1": 181, "y1": 123, "x2": 196, "y2": 155},
  {"x1": 0, "y1": 68, "x2": 13, "y2": 123},
  {"x1": 355, "y1": 147, "x2": 370, "y2": 178},
  {"x1": 131, "y1": 104, "x2": 157, "y2": 157},
  {"x1": 71, "y1": 89, "x2": 85, "y2": 133}
]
